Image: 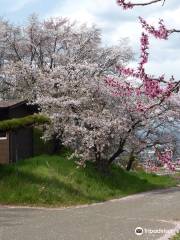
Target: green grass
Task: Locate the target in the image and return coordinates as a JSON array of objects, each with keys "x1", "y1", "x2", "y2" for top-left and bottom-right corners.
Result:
[
  {"x1": 171, "y1": 232, "x2": 180, "y2": 240},
  {"x1": 0, "y1": 152, "x2": 178, "y2": 207},
  {"x1": 0, "y1": 114, "x2": 50, "y2": 132}
]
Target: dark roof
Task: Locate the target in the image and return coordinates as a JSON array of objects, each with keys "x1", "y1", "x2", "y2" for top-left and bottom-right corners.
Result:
[{"x1": 0, "y1": 100, "x2": 27, "y2": 109}]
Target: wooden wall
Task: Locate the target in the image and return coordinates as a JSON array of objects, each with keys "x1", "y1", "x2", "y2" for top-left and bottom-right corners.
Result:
[
  {"x1": 10, "y1": 128, "x2": 33, "y2": 163},
  {"x1": 0, "y1": 102, "x2": 38, "y2": 164},
  {"x1": 0, "y1": 134, "x2": 9, "y2": 164}
]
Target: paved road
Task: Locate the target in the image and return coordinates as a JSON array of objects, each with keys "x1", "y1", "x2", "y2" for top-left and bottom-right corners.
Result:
[{"x1": 0, "y1": 187, "x2": 180, "y2": 240}]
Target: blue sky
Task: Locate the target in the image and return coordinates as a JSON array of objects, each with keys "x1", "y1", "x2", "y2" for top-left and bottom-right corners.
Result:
[
  {"x1": 0, "y1": 0, "x2": 180, "y2": 79},
  {"x1": 0, "y1": 0, "x2": 60, "y2": 23}
]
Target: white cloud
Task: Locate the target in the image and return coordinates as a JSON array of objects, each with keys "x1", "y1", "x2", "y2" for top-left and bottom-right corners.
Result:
[
  {"x1": 47, "y1": 0, "x2": 95, "y2": 25},
  {"x1": 145, "y1": 59, "x2": 180, "y2": 80},
  {"x1": 47, "y1": 0, "x2": 180, "y2": 78}
]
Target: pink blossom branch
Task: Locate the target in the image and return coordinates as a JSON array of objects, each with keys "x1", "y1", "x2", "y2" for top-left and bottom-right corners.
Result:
[
  {"x1": 139, "y1": 17, "x2": 180, "y2": 39},
  {"x1": 104, "y1": 1, "x2": 180, "y2": 114},
  {"x1": 155, "y1": 148, "x2": 176, "y2": 171},
  {"x1": 139, "y1": 17, "x2": 169, "y2": 39},
  {"x1": 171, "y1": 29, "x2": 180, "y2": 33},
  {"x1": 117, "y1": 1, "x2": 180, "y2": 33},
  {"x1": 117, "y1": 0, "x2": 166, "y2": 9},
  {"x1": 111, "y1": 16, "x2": 180, "y2": 99}
]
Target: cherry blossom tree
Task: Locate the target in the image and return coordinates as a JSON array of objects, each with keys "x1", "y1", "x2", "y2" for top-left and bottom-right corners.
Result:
[
  {"x1": 0, "y1": 15, "x2": 131, "y2": 100},
  {"x1": 35, "y1": 58, "x2": 179, "y2": 172},
  {"x1": 0, "y1": 16, "x2": 136, "y2": 165}
]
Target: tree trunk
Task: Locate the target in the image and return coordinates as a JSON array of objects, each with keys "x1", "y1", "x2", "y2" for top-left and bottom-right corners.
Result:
[
  {"x1": 52, "y1": 134, "x2": 62, "y2": 154},
  {"x1": 94, "y1": 138, "x2": 126, "y2": 173},
  {"x1": 95, "y1": 159, "x2": 110, "y2": 174},
  {"x1": 126, "y1": 152, "x2": 135, "y2": 171},
  {"x1": 108, "y1": 139, "x2": 126, "y2": 166}
]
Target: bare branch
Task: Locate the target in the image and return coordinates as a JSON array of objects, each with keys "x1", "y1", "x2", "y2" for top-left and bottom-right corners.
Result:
[
  {"x1": 133, "y1": 0, "x2": 164, "y2": 7},
  {"x1": 117, "y1": 0, "x2": 166, "y2": 8}
]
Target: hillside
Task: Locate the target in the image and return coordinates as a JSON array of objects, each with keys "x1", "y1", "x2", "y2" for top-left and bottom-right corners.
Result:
[{"x1": 0, "y1": 152, "x2": 178, "y2": 207}]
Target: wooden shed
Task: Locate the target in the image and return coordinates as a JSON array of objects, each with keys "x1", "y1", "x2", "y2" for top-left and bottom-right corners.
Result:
[{"x1": 0, "y1": 100, "x2": 37, "y2": 164}]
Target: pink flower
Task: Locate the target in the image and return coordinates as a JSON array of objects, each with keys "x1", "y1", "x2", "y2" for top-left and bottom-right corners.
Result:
[
  {"x1": 117, "y1": 0, "x2": 133, "y2": 9},
  {"x1": 139, "y1": 17, "x2": 170, "y2": 40},
  {"x1": 157, "y1": 149, "x2": 176, "y2": 171}
]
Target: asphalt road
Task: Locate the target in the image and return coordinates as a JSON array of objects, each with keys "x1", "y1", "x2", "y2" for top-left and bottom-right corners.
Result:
[{"x1": 0, "y1": 187, "x2": 180, "y2": 240}]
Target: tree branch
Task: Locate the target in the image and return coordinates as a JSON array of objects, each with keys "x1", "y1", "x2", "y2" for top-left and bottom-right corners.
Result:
[{"x1": 118, "y1": 0, "x2": 165, "y2": 7}]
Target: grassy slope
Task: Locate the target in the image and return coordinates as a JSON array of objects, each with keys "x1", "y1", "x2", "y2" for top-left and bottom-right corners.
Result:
[
  {"x1": 0, "y1": 153, "x2": 178, "y2": 207},
  {"x1": 171, "y1": 233, "x2": 180, "y2": 240}
]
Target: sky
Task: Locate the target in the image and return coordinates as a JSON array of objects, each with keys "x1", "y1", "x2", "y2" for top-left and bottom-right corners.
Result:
[{"x1": 0, "y1": 0, "x2": 180, "y2": 79}]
